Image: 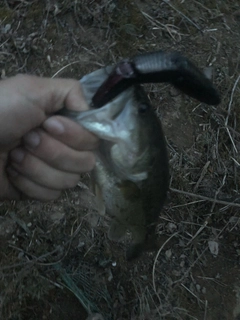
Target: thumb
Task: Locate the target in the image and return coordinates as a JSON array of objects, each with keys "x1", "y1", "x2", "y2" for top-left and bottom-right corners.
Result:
[
  {"x1": 16, "y1": 74, "x2": 89, "y2": 114},
  {"x1": 0, "y1": 75, "x2": 89, "y2": 149}
]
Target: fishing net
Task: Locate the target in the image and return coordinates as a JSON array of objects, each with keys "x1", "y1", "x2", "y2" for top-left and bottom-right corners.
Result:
[{"x1": 54, "y1": 259, "x2": 113, "y2": 320}]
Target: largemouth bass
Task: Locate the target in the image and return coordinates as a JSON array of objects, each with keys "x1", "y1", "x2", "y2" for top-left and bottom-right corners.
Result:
[
  {"x1": 59, "y1": 51, "x2": 220, "y2": 259},
  {"x1": 60, "y1": 67, "x2": 169, "y2": 260}
]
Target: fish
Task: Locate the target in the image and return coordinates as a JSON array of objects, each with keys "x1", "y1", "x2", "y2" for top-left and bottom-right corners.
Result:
[
  {"x1": 59, "y1": 67, "x2": 169, "y2": 260},
  {"x1": 58, "y1": 51, "x2": 220, "y2": 259}
]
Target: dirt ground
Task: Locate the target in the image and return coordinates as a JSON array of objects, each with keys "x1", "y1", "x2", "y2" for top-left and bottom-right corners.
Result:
[{"x1": 0, "y1": 0, "x2": 240, "y2": 319}]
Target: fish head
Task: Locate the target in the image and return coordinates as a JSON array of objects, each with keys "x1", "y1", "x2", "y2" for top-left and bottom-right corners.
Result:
[
  {"x1": 79, "y1": 83, "x2": 164, "y2": 181},
  {"x1": 62, "y1": 67, "x2": 166, "y2": 182}
]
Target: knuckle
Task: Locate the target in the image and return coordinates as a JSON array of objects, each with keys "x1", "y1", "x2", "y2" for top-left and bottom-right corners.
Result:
[
  {"x1": 89, "y1": 138, "x2": 100, "y2": 150},
  {"x1": 63, "y1": 174, "x2": 80, "y2": 189},
  {"x1": 83, "y1": 152, "x2": 96, "y2": 171}
]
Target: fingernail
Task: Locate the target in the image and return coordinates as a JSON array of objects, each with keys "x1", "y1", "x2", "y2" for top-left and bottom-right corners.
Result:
[
  {"x1": 43, "y1": 117, "x2": 65, "y2": 135},
  {"x1": 10, "y1": 148, "x2": 25, "y2": 163},
  {"x1": 23, "y1": 130, "x2": 41, "y2": 148},
  {"x1": 7, "y1": 166, "x2": 19, "y2": 177}
]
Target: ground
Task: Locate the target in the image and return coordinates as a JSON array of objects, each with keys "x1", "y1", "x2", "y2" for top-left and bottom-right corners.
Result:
[{"x1": 0, "y1": 0, "x2": 240, "y2": 319}]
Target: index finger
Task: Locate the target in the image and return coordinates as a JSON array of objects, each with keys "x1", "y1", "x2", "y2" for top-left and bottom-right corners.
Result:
[{"x1": 42, "y1": 115, "x2": 99, "y2": 150}]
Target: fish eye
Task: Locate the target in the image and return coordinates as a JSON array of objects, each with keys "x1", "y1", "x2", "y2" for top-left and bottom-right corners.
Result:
[{"x1": 138, "y1": 103, "x2": 149, "y2": 114}]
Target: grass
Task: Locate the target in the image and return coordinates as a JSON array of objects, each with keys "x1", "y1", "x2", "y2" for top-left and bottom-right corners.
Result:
[{"x1": 0, "y1": 0, "x2": 240, "y2": 319}]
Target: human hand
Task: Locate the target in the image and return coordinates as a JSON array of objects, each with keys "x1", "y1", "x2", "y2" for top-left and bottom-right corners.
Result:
[{"x1": 0, "y1": 74, "x2": 98, "y2": 201}]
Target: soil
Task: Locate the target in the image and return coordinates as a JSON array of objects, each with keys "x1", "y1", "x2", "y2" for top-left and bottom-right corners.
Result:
[{"x1": 0, "y1": 0, "x2": 240, "y2": 319}]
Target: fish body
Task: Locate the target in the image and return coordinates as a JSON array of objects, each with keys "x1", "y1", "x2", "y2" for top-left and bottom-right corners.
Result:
[
  {"x1": 92, "y1": 86, "x2": 169, "y2": 260},
  {"x1": 60, "y1": 67, "x2": 169, "y2": 259},
  {"x1": 58, "y1": 51, "x2": 220, "y2": 259}
]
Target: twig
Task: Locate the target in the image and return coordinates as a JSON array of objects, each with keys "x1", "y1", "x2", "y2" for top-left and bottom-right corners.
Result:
[
  {"x1": 224, "y1": 74, "x2": 240, "y2": 153},
  {"x1": 193, "y1": 161, "x2": 210, "y2": 193},
  {"x1": 231, "y1": 157, "x2": 240, "y2": 166},
  {"x1": 152, "y1": 232, "x2": 179, "y2": 295},
  {"x1": 173, "y1": 218, "x2": 231, "y2": 286},
  {"x1": 193, "y1": 0, "x2": 212, "y2": 15},
  {"x1": 210, "y1": 174, "x2": 226, "y2": 212},
  {"x1": 225, "y1": 75, "x2": 240, "y2": 125},
  {"x1": 204, "y1": 300, "x2": 208, "y2": 320},
  {"x1": 9, "y1": 211, "x2": 31, "y2": 237},
  {"x1": 173, "y1": 245, "x2": 208, "y2": 286},
  {"x1": 39, "y1": 274, "x2": 63, "y2": 289},
  {"x1": 51, "y1": 61, "x2": 82, "y2": 78},
  {"x1": 170, "y1": 187, "x2": 240, "y2": 208},
  {"x1": 196, "y1": 276, "x2": 226, "y2": 287},
  {"x1": 171, "y1": 199, "x2": 205, "y2": 209},
  {"x1": 0, "y1": 245, "x2": 62, "y2": 272},
  {"x1": 141, "y1": 11, "x2": 182, "y2": 41},
  {"x1": 225, "y1": 126, "x2": 238, "y2": 153},
  {"x1": 162, "y1": 0, "x2": 202, "y2": 32},
  {"x1": 181, "y1": 283, "x2": 203, "y2": 303},
  {"x1": 186, "y1": 219, "x2": 209, "y2": 246}
]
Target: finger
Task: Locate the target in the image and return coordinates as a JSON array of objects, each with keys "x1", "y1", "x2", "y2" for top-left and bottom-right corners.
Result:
[
  {"x1": 22, "y1": 129, "x2": 96, "y2": 173},
  {"x1": 0, "y1": 75, "x2": 89, "y2": 146},
  {"x1": 7, "y1": 167, "x2": 61, "y2": 201},
  {"x1": 12, "y1": 74, "x2": 89, "y2": 113},
  {"x1": 42, "y1": 115, "x2": 99, "y2": 150},
  {"x1": 0, "y1": 154, "x2": 20, "y2": 200},
  {"x1": 9, "y1": 149, "x2": 81, "y2": 190}
]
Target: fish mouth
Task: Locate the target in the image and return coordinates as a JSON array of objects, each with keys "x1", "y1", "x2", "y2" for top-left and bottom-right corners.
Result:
[{"x1": 59, "y1": 83, "x2": 147, "y2": 182}]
